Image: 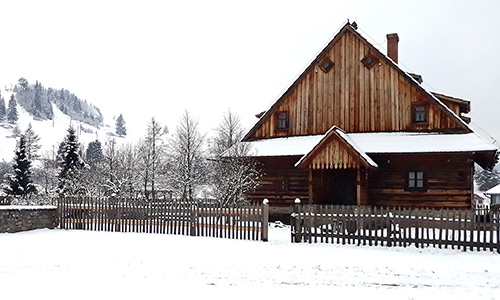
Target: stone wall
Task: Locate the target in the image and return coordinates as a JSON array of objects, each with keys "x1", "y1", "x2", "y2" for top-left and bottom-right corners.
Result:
[{"x1": 0, "y1": 206, "x2": 57, "y2": 233}]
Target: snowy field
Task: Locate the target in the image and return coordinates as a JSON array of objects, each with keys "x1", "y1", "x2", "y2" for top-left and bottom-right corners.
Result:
[{"x1": 0, "y1": 225, "x2": 499, "y2": 299}]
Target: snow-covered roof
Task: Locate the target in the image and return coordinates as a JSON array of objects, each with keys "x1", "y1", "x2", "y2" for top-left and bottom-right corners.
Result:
[
  {"x1": 348, "y1": 132, "x2": 497, "y2": 154},
  {"x1": 484, "y1": 184, "x2": 500, "y2": 195},
  {"x1": 246, "y1": 131, "x2": 497, "y2": 158},
  {"x1": 294, "y1": 126, "x2": 378, "y2": 168},
  {"x1": 248, "y1": 135, "x2": 323, "y2": 157}
]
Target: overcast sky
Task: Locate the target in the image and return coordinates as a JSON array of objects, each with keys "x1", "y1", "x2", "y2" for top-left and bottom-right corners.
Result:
[{"x1": 1, "y1": 0, "x2": 499, "y2": 143}]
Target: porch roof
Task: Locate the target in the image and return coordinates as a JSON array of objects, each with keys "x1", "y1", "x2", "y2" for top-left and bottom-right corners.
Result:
[
  {"x1": 241, "y1": 130, "x2": 498, "y2": 169},
  {"x1": 347, "y1": 132, "x2": 497, "y2": 154},
  {"x1": 484, "y1": 184, "x2": 500, "y2": 195},
  {"x1": 294, "y1": 126, "x2": 378, "y2": 169},
  {"x1": 245, "y1": 131, "x2": 496, "y2": 156}
]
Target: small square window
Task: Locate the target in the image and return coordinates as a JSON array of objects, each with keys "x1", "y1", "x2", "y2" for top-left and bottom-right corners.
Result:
[
  {"x1": 361, "y1": 54, "x2": 378, "y2": 69},
  {"x1": 276, "y1": 175, "x2": 288, "y2": 192},
  {"x1": 414, "y1": 106, "x2": 426, "y2": 123},
  {"x1": 319, "y1": 57, "x2": 334, "y2": 73},
  {"x1": 277, "y1": 112, "x2": 289, "y2": 129},
  {"x1": 408, "y1": 171, "x2": 425, "y2": 190}
]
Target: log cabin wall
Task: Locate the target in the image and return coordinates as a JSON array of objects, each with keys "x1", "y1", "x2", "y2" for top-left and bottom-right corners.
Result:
[
  {"x1": 247, "y1": 156, "x2": 309, "y2": 207},
  {"x1": 367, "y1": 153, "x2": 473, "y2": 208},
  {"x1": 247, "y1": 29, "x2": 467, "y2": 140}
]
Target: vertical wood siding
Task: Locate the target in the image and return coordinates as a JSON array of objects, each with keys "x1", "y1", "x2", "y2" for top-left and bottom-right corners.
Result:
[{"x1": 249, "y1": 31, "x2": 465, "y2": 140}]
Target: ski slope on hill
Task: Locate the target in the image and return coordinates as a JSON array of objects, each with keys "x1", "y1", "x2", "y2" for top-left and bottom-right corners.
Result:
[{"x1": 0, "y1": 94, "x2": 125, "y2": 163}]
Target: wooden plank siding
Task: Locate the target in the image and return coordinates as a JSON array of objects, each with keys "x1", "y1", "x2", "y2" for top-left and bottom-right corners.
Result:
[
  {"x1": 367, "y1": 153, "x2": 474, "y2": 208},
  {"x1": 247, "y1": 156, "x2": 309, "y2": 207},
  {"x1": 246, "y1": 28, "x2": 467, "y2": 141}
]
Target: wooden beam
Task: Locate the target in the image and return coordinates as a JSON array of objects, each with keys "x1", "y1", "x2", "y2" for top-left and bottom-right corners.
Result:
[
  {"x1": 309, "y1": 168, "x2": 313, "y2": 204},
  {"x1": 356, "y1": 167, "x2": 361, "y2": 205}
]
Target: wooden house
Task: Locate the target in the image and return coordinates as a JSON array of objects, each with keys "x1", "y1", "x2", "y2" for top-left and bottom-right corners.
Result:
[
  {"x1": 239, "y1": 22, "x2": 498, "y2": 215},
  {"x1": 485, "y1": 184, "x2": 500, "y2": 209}
]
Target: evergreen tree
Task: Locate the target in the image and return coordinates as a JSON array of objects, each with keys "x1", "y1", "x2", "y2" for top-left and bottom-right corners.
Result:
[
  {"x1": 115, "y1": 114, "x2": 127, "y2": 137},
  {"x1": 32, "y1": 81, "x2": 42, "y2": 118},
  {"x1": 0, "y1": 92, "x2": 5, "y2": 121},
  {"x1": 86, "y1": 139, "x2": 103, "y2": 167},
  {"x1": 24, "y1": 123, "x2": 41, "y2": 161},
  {"x1": 7, "y1": 95, "x2": 18, "y2": 124},
  {"x1": 17, "y1": 77, "x2": 29, "y2": 90},
  {"x1": 2, "y1": 135, "x2": 37, "y2": 196},
  {"x1": 57, "y1": 126, "x2": 85, "y2": 194}
]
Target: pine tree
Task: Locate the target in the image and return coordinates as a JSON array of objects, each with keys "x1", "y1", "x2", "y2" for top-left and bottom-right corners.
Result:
[
  {"x1": 24, "y1": 123, "x2": 41, "y2": 161},
  {"x1": 0, "y1": 92, "x2": 6, "y2": 121},
  {"x1": 57, "y1": 126, "x2": 85, "y2": 194},
  {"x1": 2, "y1": 135, "x2": 37, "y2": 196},
  {"x1": 115, "y1": 114, "x2": 127, "y2": 137},
  {"x1": 17, "y1": 77, "x2": 29, "y2": 90},
  {"x1": 7, "y1": 94, "x2": 18, "y2": 124},
  {"x1": 32, "y1": 81, "x2": 42, "y2": 118},
  {"x1": 86, "y1": 139, "x2": 103, "y2": 167}
]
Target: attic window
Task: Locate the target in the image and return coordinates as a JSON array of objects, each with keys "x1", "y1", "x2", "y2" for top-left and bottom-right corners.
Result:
[
  {"x1": 319, "y1": 57, "x2": 334, "y2": 73},
  {"x1": 412, "y1": 104, "x2": 427, "y2": 123},
  {"x1": 277, "y1": 112, "x2": 289, "y2": 129},
  {"x1": 361, "y1": 54, "x2": 378, "y2": 69}
]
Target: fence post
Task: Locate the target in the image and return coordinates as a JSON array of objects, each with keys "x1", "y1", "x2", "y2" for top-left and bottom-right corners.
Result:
[
  {"x1": 293, "y1": 198, "x2": 301, "y2": 243},
  {"x1": 190, "y1": 202, "x2": 197, "y2": 236},
  {"x1": 262, "y1": 199, "x2": 269, "y2": 242}
]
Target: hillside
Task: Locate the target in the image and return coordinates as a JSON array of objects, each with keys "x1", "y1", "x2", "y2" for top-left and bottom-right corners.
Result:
[
  {"x1": 0, "y1": 89, "x2": 121, "y2": 163},
  {"x1": 12, "y1": 78, "x2": 103, "y2": 127}
]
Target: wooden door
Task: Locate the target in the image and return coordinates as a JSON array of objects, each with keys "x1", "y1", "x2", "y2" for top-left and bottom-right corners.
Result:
[{"x1": 324, "y1": 169, "x2": 357, "y2": 205}]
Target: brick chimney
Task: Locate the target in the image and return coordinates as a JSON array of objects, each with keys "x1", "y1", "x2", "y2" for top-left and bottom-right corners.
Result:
[{"x1": 386, "y1": 33, "x2": 399, "y2": 63}]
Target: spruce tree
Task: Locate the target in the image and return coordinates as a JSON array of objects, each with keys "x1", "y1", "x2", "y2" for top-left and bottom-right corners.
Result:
[
  {"x1": 0, "y1": 93, "x2": 5, "y2": 121},
  {"x1": 86, "y1": 139, "x2": 103, "y2": 167},
  {"x1": 115, "y1": 114, "x2": 127, "y2": 137},
  {"x1": 7, "y1": 95, "x2": 18, "y2": 124},
  {"x1": 2, "y1": 135, "x2": 37, "y2": 196},
  {"x1": 32, "y1": 81, "x2": 42, "y2": 118},
  {"x1": 58, "y1": 126, "x2": 85, "y2": 194}
]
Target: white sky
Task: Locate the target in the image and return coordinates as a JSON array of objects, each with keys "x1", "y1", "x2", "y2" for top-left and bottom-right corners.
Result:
[{"x1": 1, "y1": 0, "x2": 499, "y2": 143}]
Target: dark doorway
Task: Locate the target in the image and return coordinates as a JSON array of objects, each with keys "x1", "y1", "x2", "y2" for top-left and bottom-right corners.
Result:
[{"x1": 323, "y1": 169, "x2": 357, "y2": 205}]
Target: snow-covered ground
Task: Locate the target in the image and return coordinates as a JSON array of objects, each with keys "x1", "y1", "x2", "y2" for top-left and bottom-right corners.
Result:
[{"x1": 0, "y1": 225, "x2": 498, "y2": 299}]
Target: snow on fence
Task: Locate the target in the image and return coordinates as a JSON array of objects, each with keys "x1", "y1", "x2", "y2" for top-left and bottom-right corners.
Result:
[
  {"x1": 55, "y1": 196, "x2": 269, "y2": 241},
  {"x1": 291, "y1": 202, "x2": 500, "y2": 253}
]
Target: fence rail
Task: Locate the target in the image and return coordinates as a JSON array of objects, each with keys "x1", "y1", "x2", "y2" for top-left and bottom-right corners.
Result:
[
  {"x1": 291, "y1": 203, "x2": 500, "y2": 253},
  {"x1": 56, "y1": 197, "x2": 268, "y2": 241}
]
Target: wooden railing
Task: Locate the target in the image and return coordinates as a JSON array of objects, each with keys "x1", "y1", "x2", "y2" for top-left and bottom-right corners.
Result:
[
  {"x1": 55, "y1": 196, "x2": 269, "y2": 241},
  {"x1": 291, "y1": 202, "x2": 500, "y2": 253}
]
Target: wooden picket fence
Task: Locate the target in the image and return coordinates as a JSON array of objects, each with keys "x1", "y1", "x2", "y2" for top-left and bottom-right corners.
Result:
[
  {"x1": 291, "y1": 204, "x2": 500, "y2": 253},
  {"x1": 55, "y1": 196, "x2": 269, "y2": 241},
  {"x1": 0, "y1": 196, "x2": 12, "y2": 206}
]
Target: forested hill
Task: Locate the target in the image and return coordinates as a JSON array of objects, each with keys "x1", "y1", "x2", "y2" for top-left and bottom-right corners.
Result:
[{"x1": 13, "y1": 78, "x2": 103, "y2": 127}]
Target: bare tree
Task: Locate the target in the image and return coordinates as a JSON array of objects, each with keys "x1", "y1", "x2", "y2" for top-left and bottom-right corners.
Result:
[
  {"x1": 137, "y1": 118, "x2": 165, "y2": 199},
  {"x1": 167, "y1": 110, "x2": 206, "y2": 201},
  {"x1": 209, "y1": 110, "x2": 259, "y2": 207}
]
